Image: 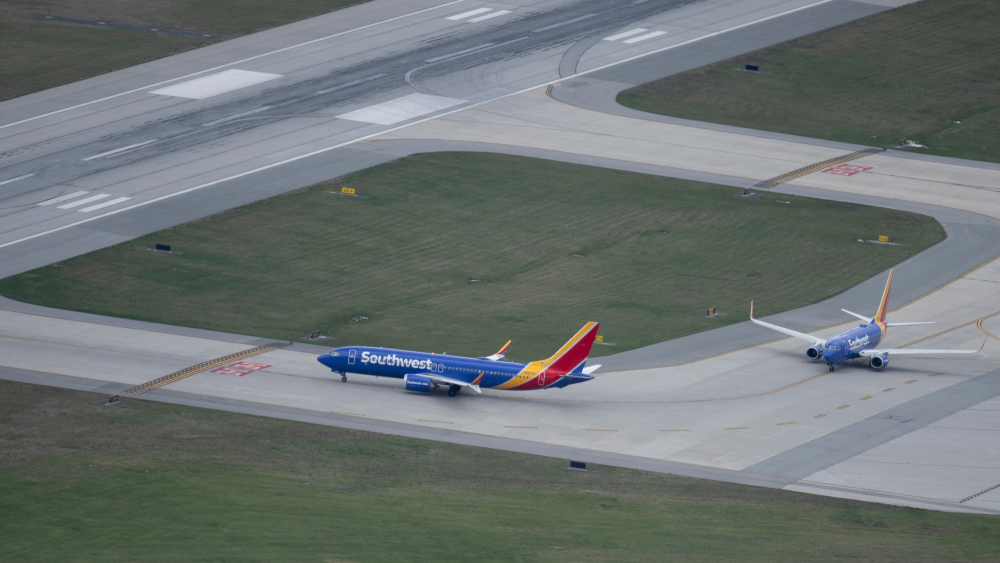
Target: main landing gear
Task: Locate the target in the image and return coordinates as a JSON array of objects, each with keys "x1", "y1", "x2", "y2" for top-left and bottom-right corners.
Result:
[{"x1": 447, "y1": 385, "x2": 462, "y2": 397}]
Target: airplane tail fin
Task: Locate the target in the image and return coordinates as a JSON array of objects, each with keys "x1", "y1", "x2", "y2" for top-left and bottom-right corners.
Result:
[
  {"x1": 540, "y1": 322, "x2": 599, "y2": 375},
  {"x1": 875, "y1": 269, "x2": 894, "y2": 324}
]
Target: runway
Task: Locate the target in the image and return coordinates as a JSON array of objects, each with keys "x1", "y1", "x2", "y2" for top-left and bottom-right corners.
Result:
[{"x1": 3, "y1": 0, "x2": 1000, "y2": 514}]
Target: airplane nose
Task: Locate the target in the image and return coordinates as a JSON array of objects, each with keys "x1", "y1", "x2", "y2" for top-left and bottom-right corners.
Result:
[{"x1": 317, "y1": 354, "x2": 334, "y2": 368}]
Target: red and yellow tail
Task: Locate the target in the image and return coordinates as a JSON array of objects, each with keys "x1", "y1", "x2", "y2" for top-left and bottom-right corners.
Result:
[
  {"x1": 538, "y1": 322, "x2": 600, "y2": 375},
  {"x1": 875, "y1": 269, "x2": 894, "y2": 324}
]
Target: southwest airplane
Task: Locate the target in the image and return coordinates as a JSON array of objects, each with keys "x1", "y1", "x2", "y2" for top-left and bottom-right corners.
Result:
[
  {"x1": 317, "y1": 322, "x2": 601, "y2": 396},
  {"x1": 750, "y1": 270, "x2": 983, "y2": 371}
]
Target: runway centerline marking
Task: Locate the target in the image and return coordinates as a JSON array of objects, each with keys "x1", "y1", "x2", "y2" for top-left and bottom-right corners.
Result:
[
  {"x1": 82, "y1": 140, "x2": 157, "y2": 161},
  {"x1": 604, "y1": 28, "x2": 647, "y2": 41},
  {"x1": 622, "y1": 30, "x2": 667, "y2": 44},
  {"x1": 36, "y1": 190, "x2": 88, "y2": 206},
  {"x1": 201, "y1": 106, "x2": 273, "y2": 127},
  {"x1": 0, "y1": 0, "x2": 469, "y2": 130},
  {"x1": 56, "y1": 193, "x2": 110, "y2": 209},
  {"x1": 0, "y1": 0, "x2": 846, "y2": 251},
  {"x1": 533, "y1": 13, "x2": 595, "y2": 32},
  {"x1": 468, "y1": 10, "x2": 511, "y2": 22},
  {"x1": 79, "y1": 196, "x2": 131, "y2": 212},
  {"x1": 445, "y1": 7, "x2": 491, "y2": 20},
  {"x1": 0, "y1": 173, "x2": 35, "y2": 187}
]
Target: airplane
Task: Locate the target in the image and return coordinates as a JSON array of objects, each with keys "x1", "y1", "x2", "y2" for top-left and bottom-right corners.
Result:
[
  {"x1": 317, "y1": 322, "x2": 602, "y2": 396},
  {"x1": 750, "y1": 269, "x2": 983, "y2": 371}
]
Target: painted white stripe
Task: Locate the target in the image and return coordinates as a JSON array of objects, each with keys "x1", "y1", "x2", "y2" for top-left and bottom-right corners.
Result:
[
  {"x1": 603, "y1": 28, "x2": 647, "y2": 41},
  {"x1": 316, "y1": 73, "x2": 387, "y2": 94},
  {"x1": 0, "y1": 0, "x2": 468, "y2": 130},
  {"x1": 78, "y1": 196, "x2": 132, "y2": 212},
  {"x1": 0, "y1": 173, "x2": 35, "y2": 187},
  {"x1": 426, "y1": 43, "x2": 494, "y2": 62},
  {"x1": 533, "y1": 13, "x2": 595, "y2": 32},
  {"x1": 468, "y1": 10, "x2": 511, "y2": 22},
  {"x1": 622, "y1": 30, "x2": 667, "y2": 44},
  {"x1": 446, "y1": 8, "x2": 492, "y2": 20},
  {"x1": 37, "y1": 190, "x2": 90, "y2": 206},
  {"x1": 0, "y1": 0, "x2": 838, "y2": 251},
  {"x1": 149, "y1": 70, "x2": 281, "y2": 100},
  {"x1": 201, "y1": 106, "x2": 272, "y2": 127},
  {"x1": 57, "y1": 194, "x2": 111, "y2": 209},
  {"x1": 82, "y1": 140, "x2": 157, "y2": 161},
  {"x1": 338, "y1": 94, "x2": 465, "y2": 125}
]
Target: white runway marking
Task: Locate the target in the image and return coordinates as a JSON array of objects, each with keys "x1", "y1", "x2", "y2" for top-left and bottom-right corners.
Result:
[
  {"x1": 149, "y1": 69, "x2": 282, "y2": 100},
  {"x1": 201, "y1": 106, "x2": 273, "y2": 127},
  {"x1": 446, "y1": 8, "x2": 492, "y2": 20},
  {"x1": 603, "y1": 28, "x2": 648, "y2": 41},
  {"x1": 426, "y1": 42, "x2": 495, "y2": 62},
  {"x1": 78, "y1": 197, "x2": 132, "y2": 213},
  {"x1": 315, "y1": 73, "x2": 387, "y2": 94},
  {"x1": 338, "y1": 94, "x2": 465, "y2": 125},
  {"x1": 36, "y1": 190, "x2": 89, "y2": 207},
  {"x1": 533, "y1": 13, "x2": 595, "y2": 32},
  {"x1": 0, "y1": 0, "x2": 468, "y2": 130},
  {"x1": 82, "y1": 140, "x2": 157, "y2": 161},
  {"x1": 622, "y1": 30, "x2": 667, "y2": 44},
  {"x1": 468, "y1": 10, "x2": 511, "y2": 22},
  {"x1": 0, "y1": 0, "x2": 840, "y2": 251},
  {"x1": 0, "y1": 173, "x2": 35, "y2": 187},
  {"x1": 56, "y1": 194, "x2": 110, "y2": 209}
]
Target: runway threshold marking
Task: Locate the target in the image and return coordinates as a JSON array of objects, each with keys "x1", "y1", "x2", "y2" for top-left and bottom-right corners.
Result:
[
  {"x1": 960, "y1": 483, "x2": 1000, "y2": 503},
  {"x1": 121, "y1": 344, "x2": 280, "y2": 395},
  {"x1": 753, "y1": 148, "x2": 882, "y2": 188}
]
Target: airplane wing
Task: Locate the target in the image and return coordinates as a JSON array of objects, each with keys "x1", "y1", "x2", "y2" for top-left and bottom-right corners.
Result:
[
  {"x1": 424, "y1": 373, "x2": 483, "y2": 393},
  {"x1": 751, "y1": 301, "x2": 826, "y2": 346},
  {"x1": 479, "y1": 340, "x2": 511, "y2": 361},
  {"x1": 859, "y1": 348, "x2": 983, "y2": 357}
]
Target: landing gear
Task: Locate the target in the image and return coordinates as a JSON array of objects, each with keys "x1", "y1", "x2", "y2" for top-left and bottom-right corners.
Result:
[
  {"x1": 340, "y1": 372, "x2": 347, "y2": 382},
  {"x1": 828, "y1": 364, "x2": 835, "y2": 372},
  {"x1": 447, "y1": 385, "x2": 461, "y2": 397}
]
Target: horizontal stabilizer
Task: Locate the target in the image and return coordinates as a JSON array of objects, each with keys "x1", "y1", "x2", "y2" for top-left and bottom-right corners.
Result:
[
  {"x1": 860, "y1": 348, "x2": 983, "y2": 357},
  {"x1": 582, "y1": 365, "x2": 601, "y2": 375},
  {"x1": 886, "y1": 322, "x2": 935, "y2": 327},
  {"x1": 561, "y1": 373, "x2": 593, "y2": 380},
  {"x1": 841, "y1": 309, "x2": 872, "y2": 323}
]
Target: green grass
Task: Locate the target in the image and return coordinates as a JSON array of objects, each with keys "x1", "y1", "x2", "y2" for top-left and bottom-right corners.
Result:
[
  {"x1": 0, "y1": 0, "x2": 369, "y2": 102},
  {"x1": 0, "y1": 153, "x2": 944, "y2": 360},
  {"x1": 1, "y1": 379, "x2": 998, "y2": 562},
  {"x1": 617, "y1": 0, "x2": 1000, "y2": 163}
]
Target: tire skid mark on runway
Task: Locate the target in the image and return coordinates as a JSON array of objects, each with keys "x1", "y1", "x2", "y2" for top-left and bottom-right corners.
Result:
[
  {"x1": 0, "y1": 0, "x2": 470, "y2": 131},
  {"x1": 1, "y1": 0, "x2": 844, "y2": 250}
]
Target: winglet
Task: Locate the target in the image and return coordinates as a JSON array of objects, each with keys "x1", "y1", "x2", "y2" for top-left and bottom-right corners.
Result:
[
  {"x1": 482, "y1": 340, "x2": 512, "y2": 361},
  {"x1": 750, "y1": 300, "x2": 755, "y2": 321},
  {"x1": 497, "y1": 340, "x2": 511, "y2": 356},
  {"x1": 876, "y1": 269, "x2": 894, "y2": 324}
]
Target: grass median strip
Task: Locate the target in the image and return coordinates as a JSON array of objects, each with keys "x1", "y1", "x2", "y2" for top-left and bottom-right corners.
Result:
[
  {"x1": 617, "y1": 0, "x2": 1000, "y2": 163},
  {"x1": 4, "y1": 379, "x2": 999, "y2": 562},
  {"x1": 0, "y1": 152, "x2": 943, "y2": 360}
]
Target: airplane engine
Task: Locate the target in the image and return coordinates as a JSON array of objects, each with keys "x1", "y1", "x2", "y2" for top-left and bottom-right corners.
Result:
[
  {"x1": 868, "y1": 354, "x2": 889, "y2": 369},
  {"x1": 404, "y1": 374, "x2": 432, "y2": 392},
  {"x1": 806, "y1": 346, "x2": 824, "y2": 360}
]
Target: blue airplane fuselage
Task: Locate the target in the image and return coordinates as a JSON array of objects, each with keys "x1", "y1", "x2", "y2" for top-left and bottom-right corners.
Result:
[
  {"x1": 317, "y1": 346, "x2": 586, "y2": 390},
  {"x1": 821, "y1": 321, "x2": 886, "y2": 364}
]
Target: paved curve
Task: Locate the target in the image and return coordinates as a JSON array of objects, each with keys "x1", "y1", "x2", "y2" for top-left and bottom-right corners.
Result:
[{"x1": 4, "y1": 0, "x2": 1000, "y2": 514}]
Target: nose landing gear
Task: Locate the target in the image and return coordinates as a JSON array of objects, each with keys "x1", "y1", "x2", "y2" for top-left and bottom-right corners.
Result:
[{"x1": 828, "y1": 364, "x2": 835, "y2": 372}]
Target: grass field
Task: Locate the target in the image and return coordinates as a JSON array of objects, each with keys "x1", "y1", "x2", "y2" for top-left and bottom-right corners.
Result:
[
  {"x1": 617, "y1": 0, "x2": 1000, "y2": 163},
  {"x1": 1, "y1": 379, "x2": 998, "y2": 562},
  {"x1": 0, "y1": 153, "x2": 944, "y2": 360},
  {"x1": 0, "y1": 0, "x2": 367, "y2": 102}
]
